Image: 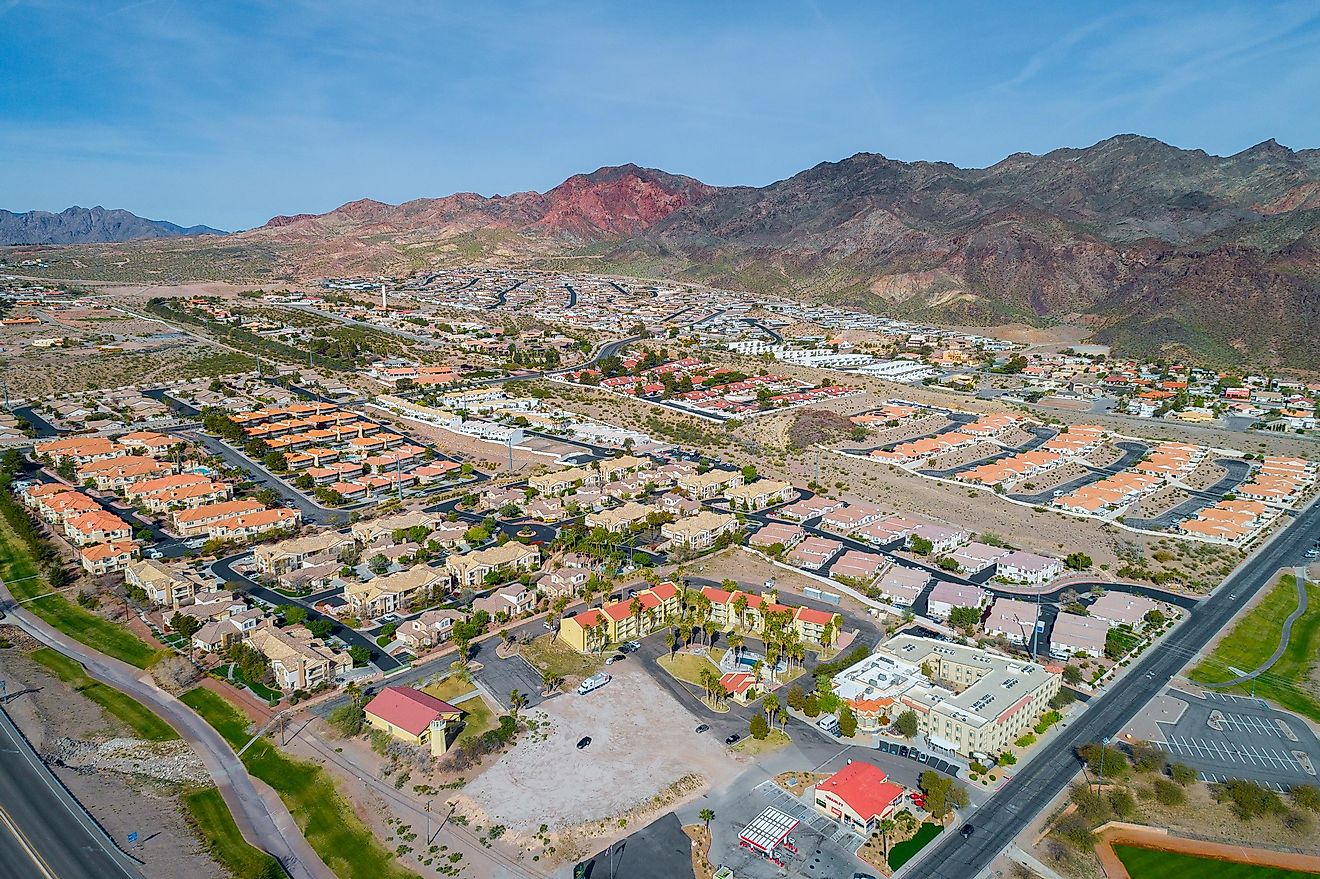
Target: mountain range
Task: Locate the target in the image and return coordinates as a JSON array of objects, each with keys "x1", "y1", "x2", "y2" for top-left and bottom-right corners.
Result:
[
  {"x1": 11, "y1": 136, "x2": 1320, "y2": 368},
  {"x1": 0, "y1": 206, "x2": 225, "y2": 245}
]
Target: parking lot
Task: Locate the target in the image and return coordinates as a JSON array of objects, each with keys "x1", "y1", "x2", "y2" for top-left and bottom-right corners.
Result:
[
  {"x1": 1152, "y1": 689, "x2": 1320, "y2": 790},
  {"x1": 874, "y1": 740, "x2": 961, "y2": 777},
  {"x1": 712, "y1": 781, "x2": 867, "y2": 879}
]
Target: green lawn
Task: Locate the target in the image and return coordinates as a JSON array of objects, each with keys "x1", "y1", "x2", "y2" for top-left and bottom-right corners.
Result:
[
  {"x1": 422, "y1": 673, "x2": 477, "y2": 704},
  {"x1": 29, "y1": 647, "x2": 178, "y2": 741},
  {"x1": 658, "y1": 652, "x2": 722, "y2": 687},
  {"x1": 0, "y1": 524, "x2": 163, "y2": 669},
  {"x1": 732, "y1": 728, "x2": 790, "y2": 756},
  {"x1": 1114, "y1": 845, "x2": 1320, "y2": 879},
  {"x1": 519, "y1": 634, "x2": 603, "y2": 682},
  {"x1": 452, "y1": 694, "x2": 498, "y2": 749},
  {"x1": 1190, "y1": 574, "x2": 1320, "y2": 723},
  {"x1": 181, "y1": 687, "x2": 421, "y2": 879},
  {"x1": 182, "y1": 786, "x2": 281, "y2": 879},
  {"x1": 888, "y1": 822, "x2": 944, "y2": 870}
]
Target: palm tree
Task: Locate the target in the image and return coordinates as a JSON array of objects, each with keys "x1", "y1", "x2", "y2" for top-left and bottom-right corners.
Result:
[
  {"x1": 665, "y1": 630, "x2": 677, "y2": 659},
  {"x1": 629, "y1": 597, "x2": 644, "y2": 640},
  {"x1": 728, "y1": 632, "x2": 743, "y2": 661},
  {"x1": 763, "y1": 693, "x2": 780, "y2": 730},
  {"x1": 699, "y1": 808, "x2": 715, "y2": 829},
  {"x1": 877, "y1": 817, "x2": 897, "y2": 860},
  {"x1": 509, "y1": 689, "x2": 527, "y2": 717}
]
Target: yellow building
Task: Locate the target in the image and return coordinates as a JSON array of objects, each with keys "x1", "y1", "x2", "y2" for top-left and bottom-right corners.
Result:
[
  {"x1": 363, "y1": 686, "x2": 463, "y2": 756},
  {"x1": 557, "y1": 581, "x2": 681, "y2": 652}
]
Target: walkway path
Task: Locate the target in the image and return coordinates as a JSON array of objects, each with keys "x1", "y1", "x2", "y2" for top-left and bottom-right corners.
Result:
[
  {"x1": 0, "y1": 579, "x2": 334, "y2": 879},
  {"x1": 1203, "y1": 565, "x2": 1310, "y2": 688}
]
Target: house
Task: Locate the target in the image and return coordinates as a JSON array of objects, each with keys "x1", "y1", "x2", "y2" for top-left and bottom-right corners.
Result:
[
  {"x1": 718, "y1": 672, "x2": 760, "y2": 704},
  {"x1": 946, "y1": 542, "x2": 1010, "y2": 575},
  {"x1": 350, "y1": 511, "x2": 443, "y2": 545},
  {"x1": 819, "y1": 502, "x2": 885, "y2": 534},
  {"x1": 785, "y1": 536, "x2": 842, "y2": 570},
  {"x1": 345, "y1": 565, "x2": 445, "y2": 619},
  {"x1": 80, "y1": 540, "x2": 137, "y2": 575},
  {"x1": 984, "y1": 597, "x2": 1040, "y2": 644},
  {"x1": 64, "y1": 510, "x2": 133, "y2": 546},
  {"x1": 749, "y1": 521, "x2": 805, "y2": 551},
  {"x1": 660, "y1": 510, "x2": 738, "y2": 550},
  {"x1": 245, "y1": 624, "x2": 351, "y2": 691},
  {"x1": 585, "y1": 501, "x2": 654, "y2": 534},
  {"x1": 396, "y1": 609, "x2": 466, "y2": 651},
  {"x1": 472, "y1": 583, "x2": 535, "y2": 620},
  {"x1": 193, "y1": 610, "x2": 266, "y2": 653},
  {"x1": 172, "y1": 499, "x2": 265, "y2": 537},
  {"x1": 873, "y1": 565, "x2": 929, "y2": 608},
  {"x1": 926, "y1": 581, "x2": 988, "y2": 622},
  {"x1": 777, "y1": 495, "x2": 845, "y2": 521},
  {"x1": 35, "y1": 435, "x2": 127, "y2": 467},
  {"x1": 125, "y1": 558, "x2": 194, "y2": 607},
  {"x1": 1089, "y1": 592, "x2": 1160, "y2": 628},
  {"x1": 996, "y1": 551, "x2": 1063, "y2": 585},
  {"x1": 724, "y1": 479, "x2": 795, "y2": 511},
  {"x1": 829, "y1": 549, "x2": 886, "y2": 583},
  {"x1": 813, "y1": 762, "x2": 905, "y2": 834},
  {"x1": 674, "y1": 468, "x2": 743, "y2": 500},
  {"x1": 207, "y1": 507, "x2": 302, "y2": 540},
  {"x1": 445, "y1": 542, "x2": 540, "y2": 588},
  {"x1": 539, "y1": 555, "x2": 594, "y2": 597},
  {"x1": 908, "y1": 523, "x2": 970, "y2": 554},
  {"x1": 255, "y1": 530, "x2": 357, "y2": 576},
  {"x1": 1050, "y1": 612, "x2": 1108, "y2": 659},
  {"x1": 363, "y1": 686, "x2": 462, "y2": 756}
]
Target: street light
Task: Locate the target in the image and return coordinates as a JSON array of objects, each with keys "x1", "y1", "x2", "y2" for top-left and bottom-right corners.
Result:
[{"x1": 1095, "y1": 735, "x2": 1112, "y2": 794}]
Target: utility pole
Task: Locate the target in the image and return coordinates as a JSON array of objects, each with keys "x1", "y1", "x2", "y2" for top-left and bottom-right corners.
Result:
[
  {"x1": 1029, "y1": 591, "x2": 1041, "y2": 658},
  {"x1": 1095, "y1": 734, "x2": 1112, "y2": 794},
  {"x1": 396, "y1": 456, "x2": 404, "y2": 504}
]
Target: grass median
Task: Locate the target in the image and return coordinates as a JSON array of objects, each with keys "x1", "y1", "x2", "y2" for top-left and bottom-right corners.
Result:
[
  {"x1": 0, "y1": 523, "x2": 163, "y2": 669},
  {"x1": 1114, "y1": 844, "x2": 1320, "y2": 879},
  {"x1": 183, "y1": 786, "x2": 282, "y2": 879},
  {"x1": 181, "y1": 687, "x2": 421, "y2": 879},
  {"x1": 29, "y1": 647, "x2": 178, "y2": 741},
  {"x1": 1190, "y1": 573, "x2": 1320, "y2": 723}
]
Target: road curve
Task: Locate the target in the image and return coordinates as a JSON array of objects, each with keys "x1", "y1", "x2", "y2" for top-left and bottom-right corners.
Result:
[
  {"x1": 1203, "y1": 565, "x2": 1310, "y2": 688},
  {"x1": 0, "y1": 581, "x2": 335, "y2": 879}
]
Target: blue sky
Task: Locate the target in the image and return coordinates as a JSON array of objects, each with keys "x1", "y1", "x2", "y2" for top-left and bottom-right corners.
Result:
[{"x1": 3, "y1": 1, "x2": 1319, "y2": 231}]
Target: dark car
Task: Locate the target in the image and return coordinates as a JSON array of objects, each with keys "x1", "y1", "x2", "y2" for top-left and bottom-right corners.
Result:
[
  {"x1": 725, "y1": 733, "x2": 741, "y2": 745},
  {"x1": 960, "y1": 824, "x2": 975, "y2": 839},
  {"x1": 576, "y1": 736, "x2": 592, "y2": 749},
  {"x1": 898, "y1": 745, "x2": 910, "y2": 758},
  {"x1": 908, "y1": 749, "x2": 921, "y2": 760},
  {"x1": 695, "y1": 724, "x2": 710, "y2": 734}
]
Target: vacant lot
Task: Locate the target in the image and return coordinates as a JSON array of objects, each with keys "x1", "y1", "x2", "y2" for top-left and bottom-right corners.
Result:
[
  {"x1": 519, "y1": 633, "x2": 603, "y2": 685},
  {"x1": 460, "y1": 665, "x2": 739, "y2": 832},
  {"x1": 1190, "y1": 573, "x2": 1320, "y2": 723},
  {"x1": 1114, "y1": 845, "x2": 1320, "y2": 879}
]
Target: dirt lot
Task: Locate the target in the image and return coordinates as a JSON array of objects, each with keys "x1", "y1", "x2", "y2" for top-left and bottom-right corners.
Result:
[
  {"x1": 1184, "y1": 459, "x2": 1228, "y2": 490},
  {"x1": 1019, "y1": 460, "x2": 1092, "y2": 494},
  {"x1": 1130, "y1": 485, "x2": 1193, "y2": 520},
  {"x1": 0, "y1": 641, "x2": 223, "y2": 878},
  {"x1": 928, "y1": 441, "x2": 1000, "y2": 470},
  {"x1": 458, "y1": 664, "x2": 740, "y2": 834}
]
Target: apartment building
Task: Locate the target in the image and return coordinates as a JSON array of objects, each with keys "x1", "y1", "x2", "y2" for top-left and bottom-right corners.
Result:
[
  {"x1": 64, "y1": 509, "x2": 132, "y2": 546},
  {"x1": 585, "y1": 500, "x2": 655, "y2": 534},
  {"x1": 872, "y1": 565, "x2": 929, "y2": 608},
  {"x1": 445, "y1": 542, "x2": 540, "y2": 588},
  {"x1": 125, "y1": 558, "x2": 195, "y2": 608},
  {"x1": 1050, "y1": 612, "x2": 1108, "y2": 659},
  {"x1": 172, "y1": 499, "x2": 265, "y2": 537},
  {"x1": 660, "y1": 510, "x2": 738, "y2": 550},
  {"x1": 472, "y1": 583, "x2": 535, "y2": 620},
  {"x1": 724, "y1": 479, "x2": 795, "y2": 511},
  {"x1": 984, "y1": 597, "x2": 1040, "y2": 644},
  {"x1": 346, "y1": 565, "x2": 446, "y2": 619},
  {"x1": 558, "y1": 581, "x2": 681, "y2": 652},
  {"x1": 995, "y1": 551, "x2": 1064, "y2": 585},
  {"x1": 831, "y1": 635, "x2": 1061, "y2": 757},
  {"x1": 80, "y1": 540, "x2": 137, "y2": 575},
  {"x1": 698, "y1": 586, "x2": 842, "y2": 645},
  {"x1": 255, "y1": 530, "x2": 357, "y2": 576},
  {"x1": 396, "y1": 609, "x2": 465, "y2": 651},
  {"x1": 925, "y1": 581, "x2": 988, "y2": 622},
  {"x1": 245, "y1": 624, "x2": 352, "y2": 691},
  {"x1": 675, "y1": 468, "x2": 744, "y2": 500}
]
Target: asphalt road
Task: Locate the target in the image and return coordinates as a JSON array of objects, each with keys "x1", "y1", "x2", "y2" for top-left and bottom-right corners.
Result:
[
  {"x1": 0, "y1": 580, "x2": 334, "y2": 879},
  {"x1": 211, "y1": 551, "x2": 404, "y2": 671},
  {"x1": 0, "y1": 706, "x2": 143, "y2": 879},
  {"x1": 908, "y1": 493, "x2": 1320, "y2": 879},
  {"x1": 183, "y1": 430, "x2": 347, "y2": 526}
]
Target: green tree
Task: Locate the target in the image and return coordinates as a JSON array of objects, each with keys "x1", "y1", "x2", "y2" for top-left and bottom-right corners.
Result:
[
  {"x1": 326, "y1": 703, "x2": 364, "y2": 737},
  {"x1": 306, "y1": 618, "x2": 334, "y2": 639},
  {"x1": 837, "y1": 704, "x2": 857, "y2": 738},
  {"x1": 909, "y1": 536, "x2": 934, "y2": 555},
  {"x1": 947, "y1": 606, "x2": 981, "y2": 632},
  {"x1": 278, "y1": 604, "x2": 308, "y2": 626},
  {"x1": 1064, "y1": 552, "x2": 1092, "y2": 571},
  {"x1": 1169, "y1": 763, "x2": 1198, "y2": 786},
  {"x1": 895, "y1": 709, "x2": 919, "y2": 739},
  {"x1": 1062, "y1": 664, "x2": 1083, "y2": 685},
  {"x1": 347, "y1": 645, "x2": 371, "y2": 666},
  {"x1": 786, "y1": 684, "x2": 806, "y2": 712},
  {"x1": 699, "y1": 808, "x2": 715, "y2": 828},
  {"x1": 170, "y1": 612, "x2": 201, "y2": 639},
  {"x1": 1078, "y1": 742, "x2": 1130, "y2": 781},
  {"x1": 803, "y1": 693, "x2": 820, "y2": 717},
  {"x1": 749, "y1": 714, "x2": 769, "y2": 740}
]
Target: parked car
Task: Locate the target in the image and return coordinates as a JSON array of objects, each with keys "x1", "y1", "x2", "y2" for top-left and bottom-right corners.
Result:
[
  {"x1": 960, "y1": 824, "x2": 975, "y2": 839},
  {"x1": 576, "y1": 736, "x2": 592, "y2": 749},
  {"x1": 917, "y1": 752, "x2": 930, "y2": 763},
  {"x1": 725, "y1": 733, "x2": 741, "y2": 745},
  {"x1": 898, "y1": 746, "x2": 909, "y2": 758},
  {"x1": 695, "y1": 724, "x2": 710, "y2": 734},
  {"x1": 605, "y1": 653, "x2": 626, "y2": 665}
]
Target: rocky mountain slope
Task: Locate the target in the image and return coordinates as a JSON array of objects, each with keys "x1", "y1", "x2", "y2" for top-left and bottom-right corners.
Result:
[
  {"x1": 21, "y1": 137, "x2": 1320, "y2": 367},
  {"x1": 0, "y1": 206, "x2": 225, "y2": 244}
]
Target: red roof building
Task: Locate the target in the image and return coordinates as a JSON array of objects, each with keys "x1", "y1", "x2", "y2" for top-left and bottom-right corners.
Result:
[
  {"x1": 813, "y1": 761, "x2": 905, "y2": 832},
  {"x1": 364, "y1": 686, "x2": 462, "y2": 742}
]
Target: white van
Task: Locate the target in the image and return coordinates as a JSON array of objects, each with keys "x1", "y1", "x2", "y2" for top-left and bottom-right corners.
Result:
[
  {"x1": 817, "y1": 714, "x2": 841, "y2": 735},
  {"x1": 577, "y1": 672, "x2": 611, "y2": 695}
]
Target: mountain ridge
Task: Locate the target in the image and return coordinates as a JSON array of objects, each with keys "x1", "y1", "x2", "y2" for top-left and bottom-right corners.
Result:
[{"x1": 0, "y1": 205, "x2": 225, "y2": 245}]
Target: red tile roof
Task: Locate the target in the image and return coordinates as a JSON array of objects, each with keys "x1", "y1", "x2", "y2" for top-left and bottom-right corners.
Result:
[
  {"x1": 363, "y1": 686, "x2": 461, "y2": 737},
  {"x1": 817, "y1": 761, "x2": 905, "y2": 822}
]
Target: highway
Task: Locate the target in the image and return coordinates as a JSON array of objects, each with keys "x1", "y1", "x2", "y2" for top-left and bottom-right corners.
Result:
[
  {"x1": 0, "y1": 580, "x2": 335, "y2": 879},
  {"x1": 908, "y1": 494, "x2": 1320, "y2": 879},
  {"x1": 0, "y1": 706, "x2": 143, "y2": 879}
]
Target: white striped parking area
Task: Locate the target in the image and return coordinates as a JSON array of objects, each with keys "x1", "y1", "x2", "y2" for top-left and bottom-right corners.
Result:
[
  {"x1": 1197, "y1": 772, "x2": 1289, "y2": 792},
  {"x1": 1217, "y1": 712, "x2": 1283, "y2": 738},
  {"x1": 1202, "y1": 691, "x2": 1268, "y2": 708},
  {"x1": 1154, "y1": 735, "x2": 1304, "y2": 773}
]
